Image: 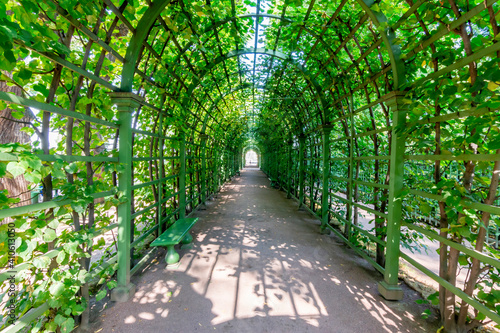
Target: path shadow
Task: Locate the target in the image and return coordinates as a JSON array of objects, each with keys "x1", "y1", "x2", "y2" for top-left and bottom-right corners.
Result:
[{"x1": 90, "y1": 169, "x2": 439, "y2": 333}]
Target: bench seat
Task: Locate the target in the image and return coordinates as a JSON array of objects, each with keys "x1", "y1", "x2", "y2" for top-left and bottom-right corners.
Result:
[
  {"x1": 151, "y1": 217, "x2": 198, "y2": 265},
  {"x1": 269, "y1": 177, "x2": 278, "y2": 188}
]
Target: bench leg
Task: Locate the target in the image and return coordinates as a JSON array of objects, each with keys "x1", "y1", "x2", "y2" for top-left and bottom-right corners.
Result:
[
  {"x1": 181, "y1": 231, "x2": 193, "y2": 244},
  {"x1": 165, "y1": 245, "x2": 179, "y2": 265}
]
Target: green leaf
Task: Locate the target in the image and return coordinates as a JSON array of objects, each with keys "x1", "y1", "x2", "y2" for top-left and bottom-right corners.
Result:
[
  {"x1": 43, "y1": 228, "x2": 57, "y2": 242},
  {"x1": 96, "y1": 237, "x2": 105, "y2": 247},
  {"x1": 22, "y1": 155, "x2": 43, "y2": 170},
  {"x1": 488, "y1": 136, "x2": 500, "y2": 150},
  {"x1": 421, "y1": 308, "x2": 431, "y2": 319},
  {"x1": 458, "y1": 254, "x2": 469, "y2": 266},
  {"x1": 0, "y1": 162, "x2": 7, "y2": 178},
  {"x1": 420, "y1": 203, "x2": 432, "y2": 214},
  {"x1": 32, "y1": 256, "x2": 51, "y2": 269},
  {"x1": 95, "y1": 289, "x2": 107, "y2": 301},
  {"x1": 56, "y1": 251, "x2": 66, "y2": 265},
  {"x1": 49, "y1": 282, "x2": 65, "y2": 297},
  {"x1": 18, "y1": 68, "x2": 32, "y2": 80},
  {"x1": 11, "y1": 111, "x2": 24, "y2": 119},
  {"x1": 64, "y1": 163, "x2": 78, "y2": 174},
  {"x1": 474, "y1": 311, "x2": 486, "y2": 321},
  {"x1": 64, "y1": 241, "x2": 79, "y2": 255},
  {"x1": 61, "y1": 317, "x2": 74, "y2": 333},
  {"x1": 45, "y1": 321, "x2": 57, "y2": 331},
  {"x1": 71, "y1": 199, "x2": 87, "y2": 214},
  {"x1": 24, "y1": 171, "x2": 42, "y2": 183},
  {"x1": 71, "y1": 303, "x2": 86, "y2": 315},
  {"x1": 6, "y1": 162, "x2": 24, "y2": 178},
  {"x1": 107, "y1": 280, "x2": 117, "y2": 289}
]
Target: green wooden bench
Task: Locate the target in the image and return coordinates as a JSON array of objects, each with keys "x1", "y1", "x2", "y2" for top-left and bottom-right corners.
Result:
[
  {"x1": 150, "y1": 217, "x2": 198, "y2": 266},
  {"x1": 269, "y1": 177, "x2": 278, "y2": 188}
]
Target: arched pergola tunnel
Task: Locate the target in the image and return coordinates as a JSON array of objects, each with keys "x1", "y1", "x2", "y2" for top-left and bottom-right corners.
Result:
[
  {"x1": 243, "y1": 145, "x2": 260, "y2": 166},
  {"x1": 0, "y1": 0, "x2": 499, "y2": 332}
]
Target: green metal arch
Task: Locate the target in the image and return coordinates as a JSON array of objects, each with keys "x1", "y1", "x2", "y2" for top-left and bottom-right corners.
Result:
[
  {"x1": 200, "y1": 83, "x2": 304, "y2": 137},
  {"x1": 171, "y1": 12, "x2": 401, "y2": 94},
  {"x1": 184, "y1": 47, "x2": 328, "y2": 123},
  {"x1": 121, "y1": 0, "x2": 171, "y2": 92},
  {"x1": 358, "y1": 0, "x2": 405, "y2": 88},
  {"x1": 120, "y1": 0, "x2": 404, "y2": 121}
]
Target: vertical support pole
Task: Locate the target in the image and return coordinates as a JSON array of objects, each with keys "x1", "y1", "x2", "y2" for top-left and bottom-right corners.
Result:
[
  {"x1": 158, "y1": 112, "x2": 164, "y2": 234},
  {"x1": 298, "y1": 135, "x2": 306, "y2": 209},
  {"x1": 200, "y1": 134, "x2": 208, "y2": 208},
  {"x1": 274, "y1": 146, "x2": 278, "y2": 180},
  {"x1": 232, "y1": 151, "x2": 236, "y2": 175},
  {"x1": 208, "y1": 148, "x2": 213, "y2": 196},
  {"x1": 228, "y1": 151, "x2": 232, "y2": 178},
  {"x1": 239, "y1": 148, "x2": 243, "y2": 170},
  {"x1": 109, "y1": 92, "x2": 142, "y2": 302},
  {"x1": 212, "y1": 147, "x2": 220, "y2": 193},
  {"x1": 309, "y1": 148, "x2": 314, "y2": 211},
  {"x1": 276, "y1": 145, "x2": 280, "y2": 186},
  {"x1": 378, "y1": 91, "x2": 407, "y2": 301},
  {"x1": 287, "y1": 140, "x2": 293, "y2": 199},
  {"x1": 179, "y1": 130, "x2": 186, "y2": 219},
  {"x1": 225, "y1": 151, "x2": 229, "y2": 181},
  {"x1": 346, "y1": 103, "x2": 355, "y2": 239},
  {"x1": 320, "y1": 125, "x2": 333, "y2": 233}
]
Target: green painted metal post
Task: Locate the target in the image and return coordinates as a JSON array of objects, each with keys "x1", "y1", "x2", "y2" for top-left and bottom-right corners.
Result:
[
  {"x1": 179, "y1": 130, "x2": 186, "y2": 219},
  {"x1": 287, "y1": 140, "x2": 293, "y2": 199},
  {"x1": 239, "y1": 148, "x2": 243, "y2": 170},
  {"x1": 224, "y1": 151, "x2": 229, "y2": 181},
  {"x1": 309, "y1": 156, "x2": 314, "y2": 211},
  {"x1": 270, "y1": 150, "x2": 274, "y2": 178},
  {"x1": 109, "y1": 92, "x2": 142, "y2": 303},
  {"x1": 228, "y1": 151, "x2": 232, "y2": 178},
  {"x1": 277, "y1": 146, "x2": 281, "y2": 183},
  {"x1": 346, "y1": 103, "x2": 355, "y2": 239},
  {"x1": 227, "y1": 151, "x2": 230, "y2": 179},
  {"x1": 208, "y1": 148, "x2": 213, "y2": 196},
  {"x1": 276, "y1": 146, "x2": 280, "y2": 186},
  {"x1": 320, "y1": 125, "x2": 333, "y2": 233},
  {"x1": 378, "y1": 91, "x2": 407, "y2": 301},
  {"x1": 233, "y1": 151, "x2": 236, "y2": 174},
  {"x1": 158, "y1": 112, "x2": 164, "y2": 234},
  {"x1": 200, "y1": 134, "x2": 208, "y2": 207},
  {"x1": 214, "y1": 146, "x2": 219, "y2": 193},
  {"x1": 233, "y1": 150, "x2": 237, "y2": 175},
  {"x1": 298, "y1": 135, "x2": 306, "y2": 209},
  {"x1": 232, "y1": 151, "x2": 236, "y2": 175}
]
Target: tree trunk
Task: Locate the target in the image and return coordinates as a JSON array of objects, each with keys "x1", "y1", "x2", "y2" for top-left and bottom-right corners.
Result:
[{"x1": 0, "y1": 76, "x2": 32, "y2": 224}]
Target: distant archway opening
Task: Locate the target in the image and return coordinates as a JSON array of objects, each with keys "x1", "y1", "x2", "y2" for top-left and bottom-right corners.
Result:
[{"x1": 245, "y1": 150, "x2": 259, "y2": 167}]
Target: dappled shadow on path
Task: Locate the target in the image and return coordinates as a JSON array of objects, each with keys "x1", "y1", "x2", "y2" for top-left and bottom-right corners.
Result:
[{"x1": 90, "y1": 169, "x2": 439, "y2": 333}]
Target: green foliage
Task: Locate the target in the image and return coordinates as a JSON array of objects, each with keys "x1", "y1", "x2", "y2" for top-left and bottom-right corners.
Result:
[{"x1": 1, "y1": 0, "x2": 499, "y2": 331}]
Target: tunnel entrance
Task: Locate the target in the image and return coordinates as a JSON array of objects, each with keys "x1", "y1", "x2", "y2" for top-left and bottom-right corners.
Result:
[{"x1": 245, "y1": 150, "x2": 259, "y2": 168}]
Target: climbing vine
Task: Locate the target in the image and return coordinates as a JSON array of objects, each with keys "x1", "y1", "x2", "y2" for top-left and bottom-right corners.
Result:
[{"x1": 0, "y1": 0, "x2": 499, "y2": 333}]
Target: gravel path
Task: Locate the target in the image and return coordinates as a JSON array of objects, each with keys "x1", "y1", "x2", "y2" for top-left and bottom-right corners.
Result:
[{"x1": 90, "y1": 168, "x2": 439, "y2": 332}]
